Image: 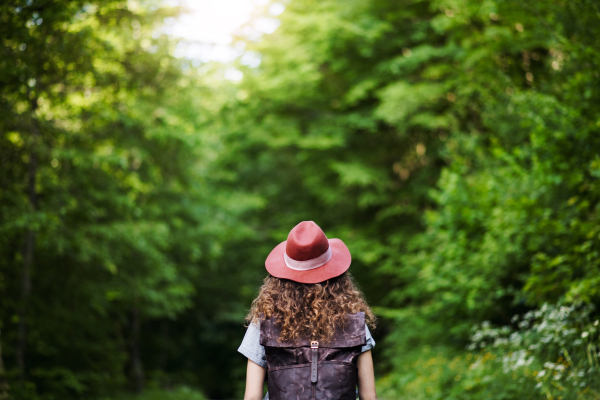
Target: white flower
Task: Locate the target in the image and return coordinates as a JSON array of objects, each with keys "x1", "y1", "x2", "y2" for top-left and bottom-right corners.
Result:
[
  {"x1": 519, "y1": 320, "x2": 530, "y2": 329},
  {"x1": 541, "y1": 335, "x2": 553, "y2": 343}
]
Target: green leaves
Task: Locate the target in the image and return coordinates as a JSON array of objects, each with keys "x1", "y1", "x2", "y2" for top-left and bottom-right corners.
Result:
[
  {"x1": 376, "y1": 81, "x2": 447, "y2": 129},
  {"x1": 1, "y1": 0, "x2": 599, "y2": 398},
  {"x1": 0, "y1": 1, "x2": 251, "y2": 398}
]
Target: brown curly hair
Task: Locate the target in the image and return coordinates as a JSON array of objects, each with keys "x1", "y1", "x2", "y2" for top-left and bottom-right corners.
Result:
[{"x1": 246, "y1": 272, "x2": 376, "y2": 343}]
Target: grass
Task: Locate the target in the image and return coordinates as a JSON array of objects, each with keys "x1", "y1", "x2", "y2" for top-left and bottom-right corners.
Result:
[{"x1": 104, "y1": 387, "x2": 207, "y2": 400}]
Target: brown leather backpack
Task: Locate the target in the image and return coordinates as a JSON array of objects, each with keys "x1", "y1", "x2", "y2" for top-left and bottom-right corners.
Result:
[{"x1": 259, "y1": 312, "x2": 366, "y2": 400}]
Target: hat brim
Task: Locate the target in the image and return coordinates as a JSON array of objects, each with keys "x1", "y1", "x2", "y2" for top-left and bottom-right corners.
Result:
[{"x1": 265, "y1": 238, "x2": 351, "y2": 284}]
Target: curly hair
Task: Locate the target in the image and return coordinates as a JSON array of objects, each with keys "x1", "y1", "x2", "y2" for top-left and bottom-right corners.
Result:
[{"x1": 246, "y1": 272, "x2": 376, "y2": 343}]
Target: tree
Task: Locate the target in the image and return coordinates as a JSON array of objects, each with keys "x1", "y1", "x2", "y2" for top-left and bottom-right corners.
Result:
[{"x1": 0, "y1": 1, "x2": 241, "y2": 397}]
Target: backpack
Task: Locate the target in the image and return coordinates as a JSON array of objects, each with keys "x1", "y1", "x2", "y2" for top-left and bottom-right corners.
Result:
[{"x1": 259, "y1": 312, "x2": 366, "y2": 400}]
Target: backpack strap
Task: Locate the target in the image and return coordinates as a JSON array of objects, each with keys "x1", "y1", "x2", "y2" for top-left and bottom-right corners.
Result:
[{"x1": 310, "y1": 340, "x2": 319, "y2": 383}]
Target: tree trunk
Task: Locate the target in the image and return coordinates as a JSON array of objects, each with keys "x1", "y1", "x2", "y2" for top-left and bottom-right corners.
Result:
[
  {"x1": 0, "y1": 329, "x2": 9, "y2": 399},
  {"x1": 17, "y1": 97, "x2": 39, "y2": 384},
  {"x1": 158, "y1": 320, "x2": 169, "y2": 372},
  {"x1": 17, "y1": 230, "x2": 34, "y2": 382},
  {"x1": 131, "y1": 306, "x2": 144, "y2": 393}
]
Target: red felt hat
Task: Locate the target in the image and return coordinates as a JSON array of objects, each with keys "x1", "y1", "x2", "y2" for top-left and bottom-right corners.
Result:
[{"x1": 265, "y1": 221, "x2": 351, "y2": 284}]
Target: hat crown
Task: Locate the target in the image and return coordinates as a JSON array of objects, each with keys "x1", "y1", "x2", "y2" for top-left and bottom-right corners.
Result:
[{"x1": 286, "y1": 221, "x2": 329, "y2": 261}]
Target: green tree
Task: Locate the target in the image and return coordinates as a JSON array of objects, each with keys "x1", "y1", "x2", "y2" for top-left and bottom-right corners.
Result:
[
  {"x1": 220, "y1": 0, "x2": 600, "y2": 397},
  {"x1": 1, "y1": 0, "x2": 599, "y2": 398},
  {"x1": 0, "y1": 1, "x2": 248, "y2": 398}
]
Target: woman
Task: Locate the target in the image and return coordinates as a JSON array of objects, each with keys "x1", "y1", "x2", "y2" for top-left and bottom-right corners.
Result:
[{"x1": 238, "y1": 221, "x2": 378, "y2": 400}]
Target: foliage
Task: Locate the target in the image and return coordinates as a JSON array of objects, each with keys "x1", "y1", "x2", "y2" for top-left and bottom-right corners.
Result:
[
  {"x1": 1, "y1": 0, "x2": 599, "y2": 398},
  {"x1": 467, "y1": 304, "x2": 600, "y2": 399},
  {"x1": 107, "y1": 386, "x2": 207, "y2": 400},
  {"x1": 0, "y1": 1, "x2": 252, "y2": 398},
  {"x1": 228, "y1": 0, "x2": 600, "y2": 398},
  {"x1": 377, "y1": 306, "x2": 600, "y2": 400}
]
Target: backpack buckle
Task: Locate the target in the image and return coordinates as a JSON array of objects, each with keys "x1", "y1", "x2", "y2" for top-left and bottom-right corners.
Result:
[{"x1": 311, "y1": 341, "x2": 319, "y2": 349}]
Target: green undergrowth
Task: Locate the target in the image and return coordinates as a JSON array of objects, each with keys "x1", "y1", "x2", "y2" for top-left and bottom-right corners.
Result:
[
  {"x1": 105, "y1": 387, "x2": 207, "y2": 400},
  {"x1": 377, "y1": 304, "x2": 600, "y2": 400}
]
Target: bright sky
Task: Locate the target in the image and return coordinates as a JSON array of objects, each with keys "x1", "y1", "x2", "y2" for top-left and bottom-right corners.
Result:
[{"x1": 164, "y1": 0, "x2": 284, "y2": 64}]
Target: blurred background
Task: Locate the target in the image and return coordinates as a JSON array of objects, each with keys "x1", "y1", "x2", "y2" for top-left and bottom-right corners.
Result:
[{"x1": 1, "y1": 0, "x2": 600, "y2": 399}]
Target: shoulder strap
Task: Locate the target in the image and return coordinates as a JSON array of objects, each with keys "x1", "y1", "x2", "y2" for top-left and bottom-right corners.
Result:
[{"x1": 259, "y1": 312, "x2": 366, "y2": 348}]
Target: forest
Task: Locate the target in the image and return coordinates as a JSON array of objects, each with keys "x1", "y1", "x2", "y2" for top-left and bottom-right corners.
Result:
[{"x1": 1, "y1": 0, "x2": 600, "y2": 399}]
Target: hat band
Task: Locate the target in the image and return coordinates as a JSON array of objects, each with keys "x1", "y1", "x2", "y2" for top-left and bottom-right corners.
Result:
[{"x1": 284, "y1": 246, "x2": 332, "y2": 271}]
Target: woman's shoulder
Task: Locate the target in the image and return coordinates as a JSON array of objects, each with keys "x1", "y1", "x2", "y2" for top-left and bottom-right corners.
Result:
[
  {"x1": 238, "y1": 321, "x2": 267, "y2": 368},
  {"x1": 363, "y1": 323, "x2": 375, "y2": 352}
]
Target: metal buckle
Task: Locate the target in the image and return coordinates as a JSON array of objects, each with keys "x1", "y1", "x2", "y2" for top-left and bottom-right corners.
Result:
[{"x1": 311, "y1": 341, "x2": 319, "y2": 349}]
